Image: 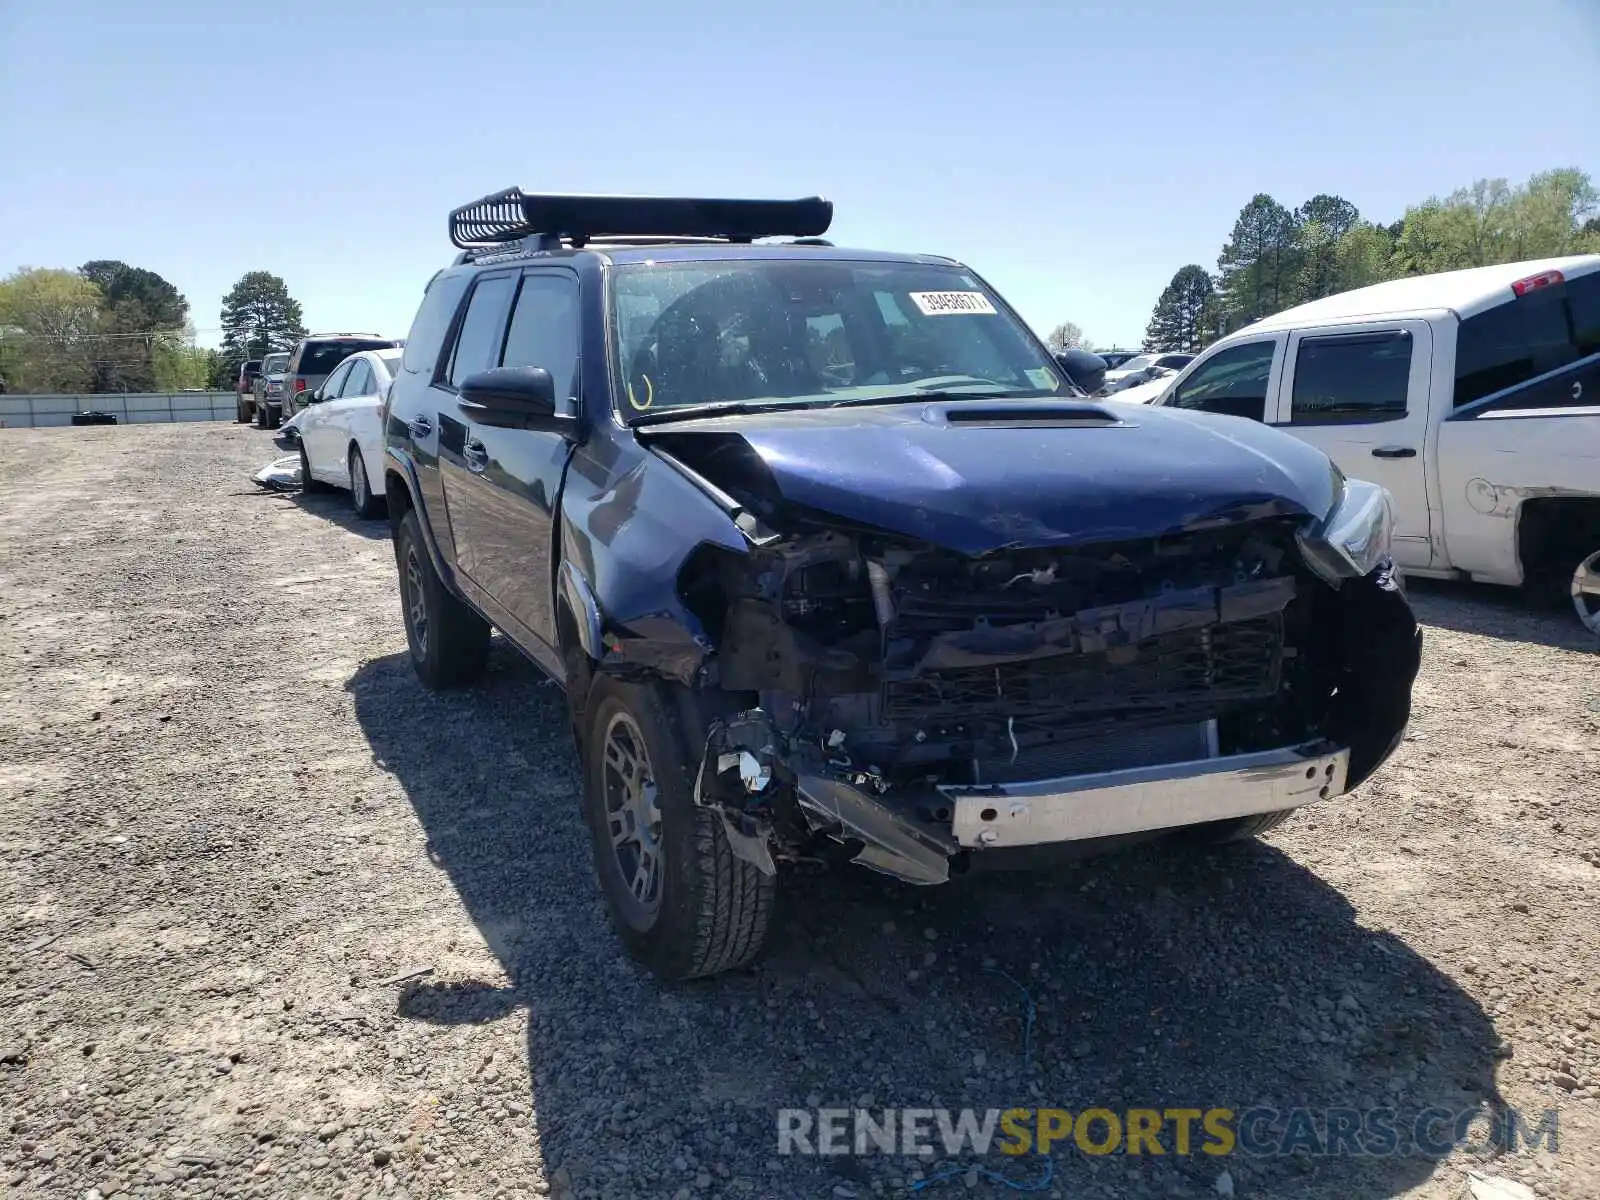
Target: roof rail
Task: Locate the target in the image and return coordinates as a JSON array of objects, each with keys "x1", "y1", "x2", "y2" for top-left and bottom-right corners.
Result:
[{"x1": 448, "y1": 188, "x2": 834, "y2": 251}]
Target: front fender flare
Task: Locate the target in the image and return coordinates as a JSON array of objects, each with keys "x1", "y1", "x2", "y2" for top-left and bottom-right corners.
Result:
[
  {"x1": 558, "y1": 559, "x2": 604, "y2": 662},
  {"x1": 383, "y1": 447, "x2": 454, "y2": 588}
]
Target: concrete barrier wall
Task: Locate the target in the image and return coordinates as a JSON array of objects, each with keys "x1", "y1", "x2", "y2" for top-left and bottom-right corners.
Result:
[{"x1": 0, "y1": 393, "x2": 237, "y2": 428}]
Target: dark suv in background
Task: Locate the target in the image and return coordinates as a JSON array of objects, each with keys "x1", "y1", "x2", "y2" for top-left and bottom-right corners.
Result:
[
  {"x1": 234, "y1": 359, "x2": 262, "y2": 423},
  {"x1": 277, "y1": 334, "x2": 398, "y2": 424},
  {"x1": 380, "y1": 189, "x2": 1420, "y2": 981}
]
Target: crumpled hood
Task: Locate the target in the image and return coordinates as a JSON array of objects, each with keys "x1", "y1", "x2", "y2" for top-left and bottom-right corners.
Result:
[{"x1": 642, "y1": 398, "x2": 1340, "y2": 555}]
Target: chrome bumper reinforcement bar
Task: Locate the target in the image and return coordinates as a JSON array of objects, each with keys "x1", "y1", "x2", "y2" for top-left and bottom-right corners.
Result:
[{"x1": 942, "y1": 743, "x2": 1350, "y2": 849}]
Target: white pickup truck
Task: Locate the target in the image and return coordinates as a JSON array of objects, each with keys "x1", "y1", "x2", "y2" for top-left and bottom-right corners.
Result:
[{"x1": 1128, "y1": 255, "x2": 1600, "y2": 634}]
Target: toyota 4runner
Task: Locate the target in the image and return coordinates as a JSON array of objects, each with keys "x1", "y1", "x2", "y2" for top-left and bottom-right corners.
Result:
[{"x1": 382, "y1": 189, "x2": 1423, "y2": 981}]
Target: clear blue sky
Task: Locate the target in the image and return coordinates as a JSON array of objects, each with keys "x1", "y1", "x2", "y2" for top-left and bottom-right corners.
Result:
[{"x1": 3, "y1": 0, "x2": 1597, "y2": 352}]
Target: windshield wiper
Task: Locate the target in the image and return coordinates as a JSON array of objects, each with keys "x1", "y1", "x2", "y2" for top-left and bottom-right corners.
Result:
[
  {"x1": 629, "y1": 399, "x2": 820, "y2": 427},
  {"x1": 629, "y1": 387, "x2": 1055, "y2": 425},
  {"x1": 824, "y1": 387, "x2": 1043, "y2": 409}
]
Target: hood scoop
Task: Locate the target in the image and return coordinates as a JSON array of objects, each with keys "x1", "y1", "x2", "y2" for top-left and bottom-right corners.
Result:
[{"x1": 929, "y1": 401, "x2": 1125, "y2": 429}]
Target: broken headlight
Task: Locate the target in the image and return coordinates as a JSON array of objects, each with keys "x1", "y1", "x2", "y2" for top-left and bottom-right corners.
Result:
[{"x1": 1297, "y1": 473, "x2": 1395, "y2": 584}]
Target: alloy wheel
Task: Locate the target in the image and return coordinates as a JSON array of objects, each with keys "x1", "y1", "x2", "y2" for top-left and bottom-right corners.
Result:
[
  {"x1": 601, "y1": 710, "x2": 664, "y2": 915},
  {"x1": 404, "y1": 547, "x2": 429, "y2": 657},
  {"x1": 1573, "y1": 549, "x2": 1600, "y2": 636}
]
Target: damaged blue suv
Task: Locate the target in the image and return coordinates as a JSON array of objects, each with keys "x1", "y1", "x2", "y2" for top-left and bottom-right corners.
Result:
[{"x1": 382, "y1": 190, "x2": 1422, "y2": 981}]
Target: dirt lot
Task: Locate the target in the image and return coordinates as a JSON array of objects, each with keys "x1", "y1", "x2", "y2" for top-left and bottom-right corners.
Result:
[{"x1": 2, "y1": 423, "x2": 1598, "y2": 1200}]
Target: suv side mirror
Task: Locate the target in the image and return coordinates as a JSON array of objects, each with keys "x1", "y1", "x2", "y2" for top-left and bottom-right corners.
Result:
[
  {"x1": 458, "y1": 367, "x2": 576, "y2": 436},
  {"x1": 1054, "y1": 349, "x2": 1108, "y2": 396}
]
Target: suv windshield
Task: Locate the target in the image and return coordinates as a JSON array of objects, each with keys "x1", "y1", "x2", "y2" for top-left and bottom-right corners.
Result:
[
  {"x1": 298, "y1": 340, "x2": 394, "y2": 375},
  {"x1": 261, "y1": 353, "x2": 290, "y2": 375},
  {"x1": 609, "y1": 260, "x2": 1065, "y2": 420}
]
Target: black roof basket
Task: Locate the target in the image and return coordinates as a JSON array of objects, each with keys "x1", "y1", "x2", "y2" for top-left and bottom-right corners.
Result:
[{"x1": 448, "y1": 188, "x2": 834, "y2": 250}]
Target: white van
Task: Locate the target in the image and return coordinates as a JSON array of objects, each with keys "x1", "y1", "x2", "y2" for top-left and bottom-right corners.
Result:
[{"x1": 1140, "y1": 255, "x2": 1600, "y2": 634}]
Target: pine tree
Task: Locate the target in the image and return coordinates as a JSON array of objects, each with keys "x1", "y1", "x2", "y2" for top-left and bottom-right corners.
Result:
[
  {"x1": 1143, "y1": 266, "x2": 1214, "y2": 353},
  {"x1": 1216, "y1": 194, "x2": 1298, "y2": 325},
  {"x1": 218, "y1": 272, "x2": 307, "y2": 380}
]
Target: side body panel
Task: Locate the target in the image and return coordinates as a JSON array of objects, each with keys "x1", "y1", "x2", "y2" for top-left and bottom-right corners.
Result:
[
  {"x1": 387, "y1": 270, "x2": 475, "y2": 568},
  {"x1": 1437, "y1": 351, "x2": 1600, "y2": 585}
]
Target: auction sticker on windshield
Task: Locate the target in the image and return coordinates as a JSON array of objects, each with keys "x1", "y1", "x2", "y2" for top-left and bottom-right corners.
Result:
[{"x1": 910, "y1": 291, "x2": 998, "y2": 316}]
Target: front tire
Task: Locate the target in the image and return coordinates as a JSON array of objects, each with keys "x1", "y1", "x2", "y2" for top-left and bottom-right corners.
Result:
[
  {"x1": 299, "y1": 442, "x2": 332, "y2": 493},
  {"x1": 1178, "y1": 808, "x2": 1296, "y2": 844},
  {"x1": 236, "y1": 397, "x2": 251, "y2": 424},
  {"x1": 349, "y1": 446, "x2": 384, "y2": 519},
  {"x1": 394, "y1": 510, "x2": 489, "y2": 688},
  {"x1": 579, "y1": 674, "x2": 775, "y2": 981}
]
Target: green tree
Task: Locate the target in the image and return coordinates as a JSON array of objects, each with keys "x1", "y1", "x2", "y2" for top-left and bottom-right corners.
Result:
[
  {"x1": 218, "y1": 271, "x2": 306, "y2": 381},
  {"x1": 78, "y1": 260, "x2": 191, "y2": 392},
  {"x1": 1509, "y1": 168, "x2": 1599, "y2": 257},
  {"x1": 1295, "y1": 194, "x2": 1361, "y2": 241},
  {"x1": 1578, "y1": 215, "x2": 1600, "y2": 254},
  {"x1": 1391, "y1": 171, "x2": 1600, "y2": 275},
  {"x1": 1334, "y1": 222, "x2": 1398, "y2": 292},
  {"x1": 0, "y1": 268, "x2": 105, "y2": 393},
  {"x1": 1143, "y1": 265, "x2": 1214, "y2": 353},
  {"x1": 1291, "y1": 195, "x2": 1362, "y2": 304},
  {"x1": 1216, "y1": 194, "x2": 1299, "y2": 326},
  {"x1": 152, "y1": 339, "x2": 217, "y2": 391},
  {"x1": 1045, "y1": 321, "x2": 1089, "y2": 352},
  {"x1": 1392, "y1": 200, "x2": 1467, "y2": 276}
]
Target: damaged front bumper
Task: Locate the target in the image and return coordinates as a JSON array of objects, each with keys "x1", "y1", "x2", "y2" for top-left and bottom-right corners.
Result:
[
  {"x1": 677, "y1": 510, "x2": 1418, "y2": 888},
  {"x1": 699, "y1": 715, "x2": 1353, "y2": 885}
]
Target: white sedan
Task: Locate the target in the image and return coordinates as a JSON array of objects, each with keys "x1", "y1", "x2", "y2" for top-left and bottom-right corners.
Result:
[
  {"x1": 296, "y1": 348, "x2": 402, "y2": 518},
  {"x1": 1101, "y1": 351, "x2": 1194, "y2": 394}
]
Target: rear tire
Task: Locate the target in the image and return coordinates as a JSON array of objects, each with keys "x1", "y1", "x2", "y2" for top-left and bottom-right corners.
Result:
[
  {"x1": 253, "y1": 402, "x2": 268, "y2": 429},
  {"x1": 349, "y1": 447, "x2": 384, "y2": 519},
  {"x1": 265, "y1": 405, "x2": 281, "y2": 430},
  {"x1": 394, "y1": 510, "x2": 489, "y2": 689},
  {"x1": 1572, "y1": 547, "x2": 1600, "y2": 637},
  {"x1": 579, "y1": 674, "x2": 775, "y2": 981}
]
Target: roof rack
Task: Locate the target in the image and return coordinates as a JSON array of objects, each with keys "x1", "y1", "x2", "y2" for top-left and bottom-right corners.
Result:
[{"x1": 448, "y1": 188, "x2": 834, "y2": 251}]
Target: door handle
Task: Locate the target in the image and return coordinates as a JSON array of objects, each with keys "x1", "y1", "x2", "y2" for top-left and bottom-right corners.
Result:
[
  {"x1": 1371, "y1": 446, "x2": 1416, "y2": 459},
  {"x1": 408, "y1": 415, "x2": 433, "y2": 440},
  {"x1": 464, "y1": 440, "x2": 489, "y2": 473}
]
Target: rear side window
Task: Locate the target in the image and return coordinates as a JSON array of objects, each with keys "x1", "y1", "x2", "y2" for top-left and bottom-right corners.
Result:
[
  {"x1": 1289, "y1": 330, "x2": 1412, "y2": 424},
  {"x1": 402, "y1": 272, "x2": 472, "y2": 377},
  {"x1": 1454, "y1": 270, "x2": 1600, "y2": 406},
  {"x1": 446, "y1": 275, "x2": 517, "y2": 388},
  {"x1": 1168, "y1": 340, "x2": 1276, "y2": 422},
  {"x1": 1568, "y1": 272, "x2": 1600, "y2": 357},
  {"x1": 343, "y1": 361, "x2": 374, "y2": 397}
]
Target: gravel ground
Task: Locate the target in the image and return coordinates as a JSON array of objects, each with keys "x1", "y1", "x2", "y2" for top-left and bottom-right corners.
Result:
[{"x1": 2, "y1": 423, "x2": 1598, "y2": 1200}]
